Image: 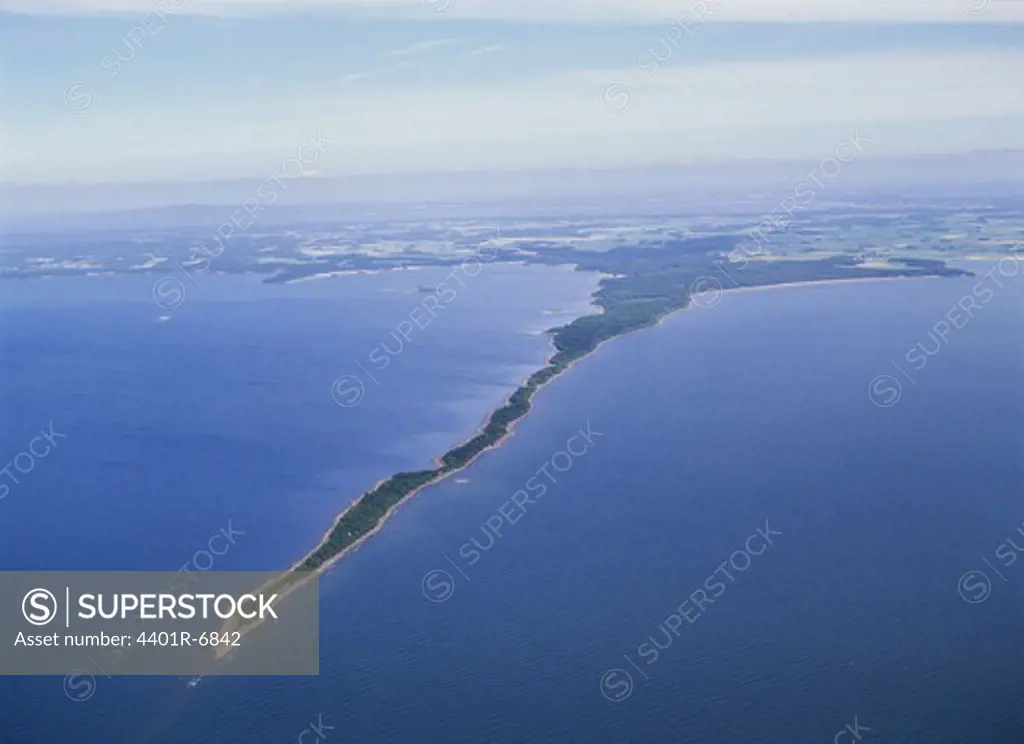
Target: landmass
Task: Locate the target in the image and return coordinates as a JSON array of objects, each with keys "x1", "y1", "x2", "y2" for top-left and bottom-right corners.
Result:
[{"x1": 1, "y1": 196, "x2": 1020, "y2": 282}]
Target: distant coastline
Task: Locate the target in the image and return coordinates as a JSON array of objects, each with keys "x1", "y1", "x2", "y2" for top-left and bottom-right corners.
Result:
[{"x1": 722, "y1": 274, "x2": 938, "y2": 295}]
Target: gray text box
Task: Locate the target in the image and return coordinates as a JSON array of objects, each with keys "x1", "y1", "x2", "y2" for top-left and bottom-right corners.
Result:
[{"x1": 1, "y1": 571, "x2": 318, "y2": 675}]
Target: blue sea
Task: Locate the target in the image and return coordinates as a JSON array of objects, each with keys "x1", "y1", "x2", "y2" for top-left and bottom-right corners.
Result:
[{"x1": 1, "y1": 261, "x2": 1021, "y2": 743}]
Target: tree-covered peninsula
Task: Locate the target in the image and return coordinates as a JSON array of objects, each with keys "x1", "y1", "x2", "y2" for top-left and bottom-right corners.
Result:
[{"x1": 287, "y1": 251, "x2": 969, "y2": 575}]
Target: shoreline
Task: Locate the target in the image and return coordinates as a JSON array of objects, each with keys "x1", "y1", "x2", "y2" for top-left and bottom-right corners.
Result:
[{"x1": 721, "y1": 274, "x2": 939, "y2": 296}]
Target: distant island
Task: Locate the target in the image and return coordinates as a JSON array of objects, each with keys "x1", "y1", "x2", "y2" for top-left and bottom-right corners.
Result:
[{"x1": 221, "y1": 251, "x2": 971, "y2": 646}]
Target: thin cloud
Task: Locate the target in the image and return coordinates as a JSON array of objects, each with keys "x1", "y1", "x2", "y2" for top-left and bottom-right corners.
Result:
[
  {"x1": 339, "y1": 71, "x2": 372, "y2": 84},
  {"x1": 382, "y1": 39, "x2": 457, "y2": 58},
  {"x1": 458, "y1": 44, "x2": 508, "y2": 59}
]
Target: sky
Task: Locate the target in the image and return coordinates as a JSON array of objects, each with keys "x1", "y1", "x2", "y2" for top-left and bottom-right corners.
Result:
[{"x1": 0, "y1": 0, "x2": 1023, "y2": 192}]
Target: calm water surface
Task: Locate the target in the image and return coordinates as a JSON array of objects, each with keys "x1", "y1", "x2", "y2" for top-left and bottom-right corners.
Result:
[{"x1": 1, "y1": 263, "x2": 1021, "y2": 743}]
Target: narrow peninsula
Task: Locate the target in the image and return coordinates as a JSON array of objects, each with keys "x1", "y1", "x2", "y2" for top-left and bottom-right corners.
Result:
[{"x1": 222, "y1": 252, "x2": 970, "y2": 645}]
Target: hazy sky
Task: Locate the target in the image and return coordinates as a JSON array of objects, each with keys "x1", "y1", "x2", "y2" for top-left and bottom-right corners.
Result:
[{"x1": 1, "y1": 0, "x2": 1023, "y2": 185}]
